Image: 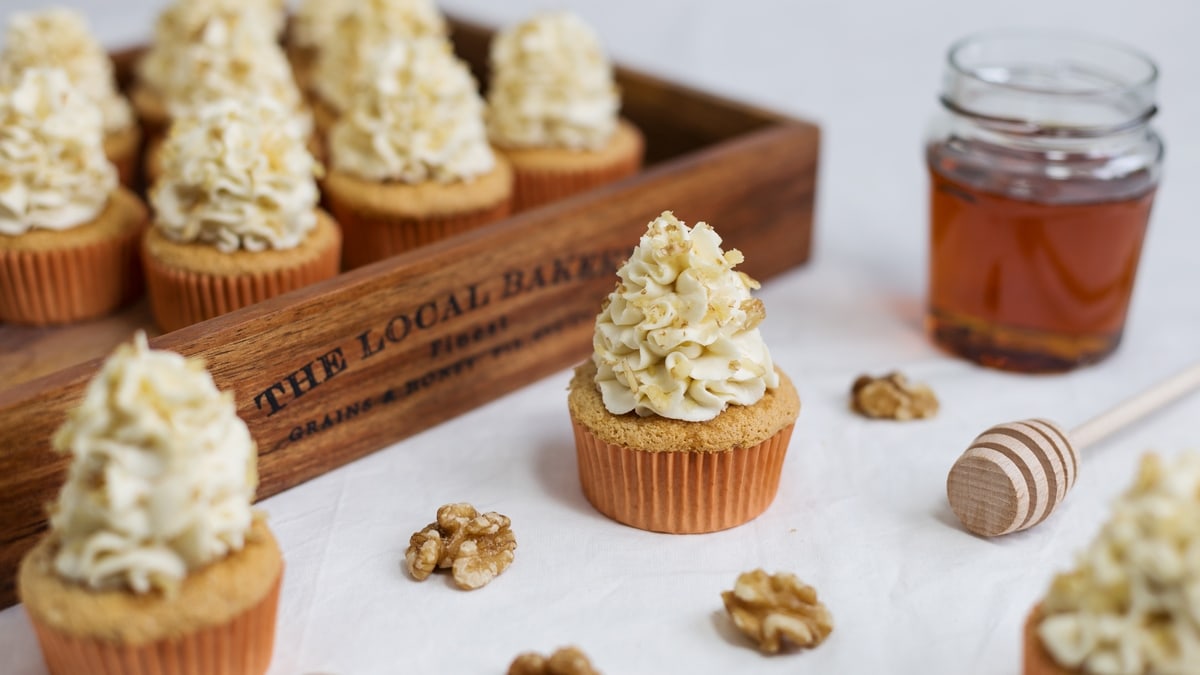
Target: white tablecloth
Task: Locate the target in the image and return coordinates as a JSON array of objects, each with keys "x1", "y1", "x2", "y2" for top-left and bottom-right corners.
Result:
[{"x1": 3, "y1": 1, "x2": 1200, "y2": 673}]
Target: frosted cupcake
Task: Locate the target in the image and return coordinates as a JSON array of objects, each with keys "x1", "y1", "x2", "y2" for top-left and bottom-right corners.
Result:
[
  {"x1": 1024, "y1": 452, "x2": 1200, "y2": 675},
  {"x1": 568, "y1": 212, "x2": 799, "y2": 533},
  {"x1": 18, "y1": 333, "x2": 282, "y2": 675},
  {"x1": 323, "y1": 38, "x2": 513, "y2": 269},
  {"x1": 134, "y1": 0, "x2": 287, "y2": 142},
  {"x1": 0, "y1": 9, "x2": 140, "y2": 188},
  {"x1": 143, "y1": 99, "x2": 340, "y2": 332},
  {"x1": 0, "y1": 68, "x2": 145, "y2": 325},
  {"x1": 309, "y1": 0, "x2": 447, "y2": 137},
  {"x1": 486, "y1": 12, "x2": 644, "y2": 212}
]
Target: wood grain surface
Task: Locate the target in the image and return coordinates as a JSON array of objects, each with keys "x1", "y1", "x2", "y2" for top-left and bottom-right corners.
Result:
[{"x1": 0, "y1": 17, "x2": 819, "y2": 608}]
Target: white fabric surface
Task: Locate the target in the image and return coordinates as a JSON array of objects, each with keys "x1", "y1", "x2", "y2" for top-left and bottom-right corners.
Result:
[{"x1": 3, "y1": 0, "x2": 1200, "y2": 673}]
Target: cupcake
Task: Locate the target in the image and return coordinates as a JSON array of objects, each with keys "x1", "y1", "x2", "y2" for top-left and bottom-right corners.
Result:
[
  {"x1": 143, "y1": 99, "x2": 340, "y2": 332},
  {"x1": 18, "y1": 333, "x2": 282, "y2": 675},
  {"x1": 1024, "y1": 453, "x2": 1200, "y2": 674},
  {"x1": 309, "y1": 0, "x2": 447, "y2": 138},
  {"x1": 486, "y1": 12, "x2": 644, "y2": 212},
  {"x1": 133, "y1": 0, "x2": 287, "y2": 143},
  {"x1": 0, "y1": 9, "x2": 140, "y2": 189},
  {"x1": 322, "y1": 38, "x2": 513, "y2": 269},
  {"x1": 0, "y1": 68, "x2": 146, "y2": 326},
  {"x1": 567, "y1": 212, "x2": 799, "y2": 533}
]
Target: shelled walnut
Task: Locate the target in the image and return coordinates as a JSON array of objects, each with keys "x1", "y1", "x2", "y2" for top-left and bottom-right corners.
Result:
[
  {"x1": 508, "y1": 646, "x2": 601, "y2": 675},
  {"x1": 721, "y1": 569, "x2": 833, "y2": 653},
  {"x1": 404, "y1": 502, "x2": 516, "y2": 590},
  {"x1": 850, "y1": 371, "x2": 939, "y2": 420}
]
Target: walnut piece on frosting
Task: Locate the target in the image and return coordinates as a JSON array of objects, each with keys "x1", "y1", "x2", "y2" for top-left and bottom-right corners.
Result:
[
  {"x1": 721, "y1": 569, "x2": 834, "y2": 654},
  {"x1": 850, "y1": 371, "x2": 939, "y2": 421},
  {"x1": 508, "y1": 647, "x2": 601, "y2": 675},
  {"x1": 404, "y1": 503, "x2": 516, "y2": 590}
]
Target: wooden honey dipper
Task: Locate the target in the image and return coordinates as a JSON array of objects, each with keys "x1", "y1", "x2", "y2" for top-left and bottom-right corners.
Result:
[{"x1": 946, "y1": 362, "x2": 1200, "y2": 537}]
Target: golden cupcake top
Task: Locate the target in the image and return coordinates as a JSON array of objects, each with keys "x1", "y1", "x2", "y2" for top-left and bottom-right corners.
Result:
[
  {"x1": 592, "y1": 211, "x2": 780, "y2": 422},
  {"x1": 150, "y1": 99, "x2": 320, "y2": 253},
  {"x1": 312, "y1": 0, "x2": 448, "y2": 114},
  {"x1": 1038, "y1": 452, "x2": 1200, "y2": 674},
  {"x1": 329, "y1": 38, "x2": 496, "y2": 184},
  {"x1": 0, "y1": 8, "x2": 132, "y2": 135},
  {"x1": 486, "y1": 11, "x2": 620, "y2": 151},
  {"x1": 0, "y1": 67, "x2": 116, "y2": 236},
  {"x1": 138, "y1": 0, "x2": 285, "y2": 97},
  {"x1": 48, "y1": 332, "x2": 258, "y2": 594}
]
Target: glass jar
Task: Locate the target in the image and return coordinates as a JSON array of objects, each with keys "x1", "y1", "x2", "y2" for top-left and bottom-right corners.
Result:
[{"x1": 926, "y1": 30, "x2": 1163, "y2": 372}]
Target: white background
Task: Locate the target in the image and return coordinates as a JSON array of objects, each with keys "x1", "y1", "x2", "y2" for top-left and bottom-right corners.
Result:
[{"x1": 2, "y1": 1, "x2": 1200, "y2": 673}]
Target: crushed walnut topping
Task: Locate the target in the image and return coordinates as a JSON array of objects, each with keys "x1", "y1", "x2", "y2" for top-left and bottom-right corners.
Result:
[
  {"x1": 850, "y1": 371, "x2": 939, "y2": 421},
  {"x1": 721, "y1": 569, "x2": 834, "y2": 654},
  {"x1": 508, "y1": 646, "x2": 601, "y2": 675},
  {"x1": 404, "y1": 502, "x2": 516, "y2": 590}
]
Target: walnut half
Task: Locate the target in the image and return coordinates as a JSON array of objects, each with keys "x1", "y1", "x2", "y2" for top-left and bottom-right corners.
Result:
[
  {"x1": 404, "y1": 503, "x2": 516, "y2": 590},
  {"x1": 508, "y1": 646, "x2": 601, "y2": 675},
  {"x1": 850, "y1": 371, "x2": 939, "y2": 421},
  {"x1": 721, "y1": 569, "x2": 834, "y2": 653}
]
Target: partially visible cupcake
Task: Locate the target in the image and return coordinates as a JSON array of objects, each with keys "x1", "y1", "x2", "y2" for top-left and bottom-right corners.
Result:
[
  {"x1": 567, "y1": 212, "x2": 799, "y2": 534},
  {"x1": 134, "y1": 0, "x2": 286, "y2": 142},
  {"x1": 287, "y1": 0, "x2": 352, "y2": 94},
  {"x1": 309, "y1": 0, "x2": 447, "y2": 138},
  {"x1": 0, "y1": 68, "x2": 145, "y2": 325},
  {"x1": 323, "y1": 38, "x2": 512, "y2": 269},
  {"x1": 1024, "y1": 452, "x2": 1200, "y2": 675},
  {"x1": 0, "y1": 9, "x2": 140, "y2": 188},
  {"x1": 143, "y1": 99, "x2": 340, "y2": 332},
  {"x1": 19, "y1": 333, "x2": 282, "y2": 675},
  {"x1": 486, "y1": 12, "x2": 644, "y2": 212}
]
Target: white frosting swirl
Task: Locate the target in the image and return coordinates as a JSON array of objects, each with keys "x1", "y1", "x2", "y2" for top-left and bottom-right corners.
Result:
[
  {"x1": 0, "y1": 8, "x2": 133, "y2": 135},
  {"x1": 291, "y1": 0, "x2": 352, "y2": 50},
  {"x1": 138, "y1": 0, "x2": 285, "y2": 97},
  {"x1": 0, "y1": 68, "x2": 116, "y2": 235},
  {"x1": 1039, "y1": 452, "x2": 1200, "y2": 674},
  {"x1": 592, "y1": 212, "x2": 779, "y2": 422},
  {"x1": 312, "y1": 0, "x2": 447, "y2": 113},
  {"x1": 150, "y1": 99, "x2": 319, "y2": 253},
  {"x1": 487, "y1": 11, "x2": 620, "y2": 151},
  {"x1": 49, "y1": 332, "x2": 257, "y2": 594},
  {"x1": 330, "y1": 38, "x2": 495, "y2": 183}
]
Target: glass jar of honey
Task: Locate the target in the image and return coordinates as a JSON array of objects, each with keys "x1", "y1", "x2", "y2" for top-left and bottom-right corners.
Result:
[{"x1": 927, "y1": 30, "x2": 1163, "y2": 372}]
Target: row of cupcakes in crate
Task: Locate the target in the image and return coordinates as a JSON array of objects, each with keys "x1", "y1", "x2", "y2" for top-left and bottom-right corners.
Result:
[{"x1": 0, "y1": 0, "x2": 644, "y2": 329}]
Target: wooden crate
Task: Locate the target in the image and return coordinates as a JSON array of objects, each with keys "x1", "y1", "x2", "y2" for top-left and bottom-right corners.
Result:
[{"x1": 0, "y1": 18, "x2": 819, "y2": 608}]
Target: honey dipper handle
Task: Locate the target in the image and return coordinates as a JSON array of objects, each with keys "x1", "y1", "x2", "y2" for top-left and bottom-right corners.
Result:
[{"x1": 1070, "y1": 361, "x2": 1200, "y2": 451}]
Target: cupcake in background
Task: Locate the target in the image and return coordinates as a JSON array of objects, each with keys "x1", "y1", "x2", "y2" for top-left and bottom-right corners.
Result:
[
  {"x1": 568, "y1": 212, "x2": 799, "y2": 534},
  {"x1": 323, "y1": 37, "x2": 512, "y2": 269},
  {"x1": 134, "y1": 0, "x2": 286, "y2": 142},
  {"x1": 143, "y1": 98, "x2": 340, "y2": 332},
  {"x1": 486, "y1": 11, "x2": 644, "y2": 212},
  {"x1": 0, "y1": 9, "x2": 140, "y2": 189},
  {"x1": 0, "y1": 68, "x2": 146, "y2": 326},
  {"x1": 287, "y1": 0, "x2": 353, "y2": 95},
  {"x1": 18, "y1": 333, "x2": 283, "y2": 675},
  {"x1": 1024, "y1": 452, "x2": 1200, "y2": 675},
  {"x1": 310, "y1": 0, "x2": 448, "y2": 138}
]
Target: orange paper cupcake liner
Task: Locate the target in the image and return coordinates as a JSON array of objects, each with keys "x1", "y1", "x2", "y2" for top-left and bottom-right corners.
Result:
[
  {"x1": 142, "y1": 239, "x2": 340, "y2": 333},
  {"x1": 0, "y1": 225, "x2": 143, "y2": 326},
  {"x1": 335, "y1": 199, "x2": 512, "y2": 270},
  {"x1": 1023, "y1": 605, "x2": 1076, "y2": 675},
  {"x1": 511, "y1": 155, "x2": 641, "y2": 213},
  {"x1": 572, "y1": 421, "x2": 794, "y2": 534},
  {"x1": 29, "y1": 570, "x2": 282, "y2": 675}
]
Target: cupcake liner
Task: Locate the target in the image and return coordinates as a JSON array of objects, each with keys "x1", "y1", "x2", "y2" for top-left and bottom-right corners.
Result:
[
  {"x1": 1022, "y1": 605, "x2": 1075, "y2": 675},
  {"x1": 142, "y1": 233, "x2": 341, "y2": 332},
  {"x1": 0, "y1": 221, "x2": 144, "y2": 326},
  {"x1": 29, "y1": 569, "x2": 282, "y2": 675},
  {"x1": 511, "y1": 153, "x2": 641, "y2": 213},
  {"x1": 572, "y1": 420, "x2": 794, "y2": 534},
  {"x1": 333, "y1": 198, "x2": 512, "y2": 270}
]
